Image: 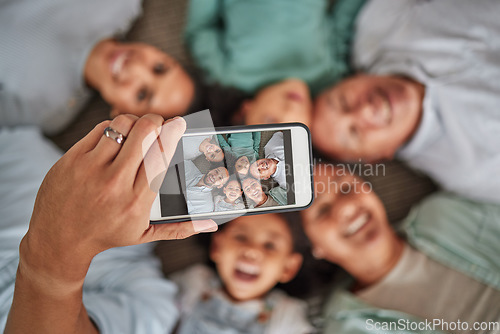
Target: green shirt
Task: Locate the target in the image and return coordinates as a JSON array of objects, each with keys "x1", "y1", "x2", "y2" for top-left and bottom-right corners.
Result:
[
  {"x1": 322, "y1": 193, "x2": 500, "y2": 333},
  {"x1": 217, "y1": 132, "x2": 261, "y2": 162},
  {"x1": 185, "y1": 0, "x2": 365, "y2": 95}
]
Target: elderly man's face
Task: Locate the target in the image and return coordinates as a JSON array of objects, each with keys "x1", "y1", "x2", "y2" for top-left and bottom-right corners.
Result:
[
  {"x1": 249, "y1": 159, "x2": 278, "y2": 180},
  {"x1": 312, "y1": 74, "x2": 425, "y2": 162},
  {"x1": 204, "y1": 167, "x2": 229, "y2": 189}
]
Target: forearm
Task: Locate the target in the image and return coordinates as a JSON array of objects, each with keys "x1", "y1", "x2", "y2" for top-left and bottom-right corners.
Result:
[{"x1": 5, "y1": 234, "x2": 97, "y2": 334}]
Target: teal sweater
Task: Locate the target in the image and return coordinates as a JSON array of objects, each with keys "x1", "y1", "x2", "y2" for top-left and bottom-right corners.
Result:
[
  {"x1": 185, "y1": 0, "x2": 365, "y2": 95},
  {"x1": 217, "y1": 132, "x2": 261, "y2": 162}
]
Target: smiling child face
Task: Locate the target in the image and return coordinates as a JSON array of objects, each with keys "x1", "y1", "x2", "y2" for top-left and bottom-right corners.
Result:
[
  {"x1": 223, "y1": 179, "x2": 243, "y2": 203},
  {"x1": 210, "y1": 214, "x2": 302, "y2": 301}
]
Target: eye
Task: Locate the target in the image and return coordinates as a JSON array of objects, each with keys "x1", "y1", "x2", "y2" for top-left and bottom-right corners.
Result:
[
  {"x1": 153, "y1": 63, "x2": 166, "y2": 75},
  {"x1": 234, "y1": 233, "x2": 247, "y2": 243},
  {"x1": 137, "y1": 88, "x2": 148, "y2": 102},
  {"x1": 340, "y1": 183, "x2": 352, "y2": 195},
  {"x1": 316, "y1": 203, "x2": 330, "y2": 219},
  {"x1": 340, "y1": 95, "x2": 350, "y2": 113},
  {"x1": 349, "y1": 125, "x2": 359, "y2": 138},
  {"x1": 263, "y1": 242, "x2": 276, "y2": 251}
]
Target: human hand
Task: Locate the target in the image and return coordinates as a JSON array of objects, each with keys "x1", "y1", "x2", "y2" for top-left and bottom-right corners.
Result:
[{"x1": 20, "y1": 114, "x2": 217, "y2": 285}]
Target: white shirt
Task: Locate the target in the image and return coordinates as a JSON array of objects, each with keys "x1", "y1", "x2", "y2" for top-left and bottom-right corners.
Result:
[
  {"x1": 353, "y1": 0, "x2": 500, "y2": 204},
  {"x1": 264, "y1": 131, "x2": 287, "y2": 189},
  {"x1": 184, "y1": 160, "x2": 214, "y2": 214},
  {"x1": 0, "y1": 0, "x2": 142, "y2": 134},
  {"x1": 170, "y1": 264, "x2": 314, "y2": 334},
  {"x1": 0, "y1": 128, "x2": 179, "y2": 333},
  {"x1": 214, "y1": 195, "x2": 245, "y2": 212}
]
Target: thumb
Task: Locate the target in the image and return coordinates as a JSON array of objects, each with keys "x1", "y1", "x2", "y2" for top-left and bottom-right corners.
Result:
[{"x1": 144, "y1": 220, "x2": 218, "y2": 242}]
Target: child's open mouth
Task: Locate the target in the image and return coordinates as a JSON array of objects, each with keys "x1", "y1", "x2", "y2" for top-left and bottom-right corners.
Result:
[{"x1": 234, "y1": 262, "x2": 260, "y2": 282}]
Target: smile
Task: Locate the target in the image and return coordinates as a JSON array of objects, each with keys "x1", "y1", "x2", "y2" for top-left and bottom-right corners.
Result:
[
  {"x1": 344, "y1": 211, "x2": 371, "y2": 237},
  {"x1": 110, "y1": 51, "x2": 129, "y2": 79},
  {"x1": 234, "y1": 261, "x2": 260, "y2": 281},
  {"x1": 373, "y1": 90, "x2": 392, "y2": 126}
]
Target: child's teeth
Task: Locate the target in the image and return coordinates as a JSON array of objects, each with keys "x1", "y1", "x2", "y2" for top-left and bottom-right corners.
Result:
[{"x1": 236, "y1": 262, "x2": 260, "y2": 275}]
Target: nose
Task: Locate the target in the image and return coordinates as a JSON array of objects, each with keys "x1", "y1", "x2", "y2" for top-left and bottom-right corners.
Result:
[
  {"x1": 242, "y1": 245, "x2": 263, "y2": 261},
  {"x1": 120, "y1": 58, "x2": 154, "y2": 85},
  {"x1": 335, "y1": 200, "x2": 358, "y2": 225},
  {"x1": 351, "y1": 93, "x2": 390, "y2": 129},
  {"x1": 348, "y1": 102, "x2": 374, "y2": 130}
]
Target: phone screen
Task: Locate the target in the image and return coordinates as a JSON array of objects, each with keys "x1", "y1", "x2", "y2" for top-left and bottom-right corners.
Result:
[{"x1": 158, "y1": 129, "x2": 296, "y2": 219}]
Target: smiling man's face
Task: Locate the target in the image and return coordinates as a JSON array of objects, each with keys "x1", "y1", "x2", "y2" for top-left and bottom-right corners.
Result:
[
  {"x1": 312, "y1": 74, "x2": 425, "y2": 162},
  {"x1": 249, "y1": 158, "x2": 278, "y2": 180},
  {"x1": 204, "y1": 167, "x2": 229, "y2": 189}
]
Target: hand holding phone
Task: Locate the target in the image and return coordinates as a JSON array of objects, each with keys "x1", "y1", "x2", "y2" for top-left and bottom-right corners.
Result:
[{"x1": 150, "y1": 123, "x2": 314, "y2": 223}]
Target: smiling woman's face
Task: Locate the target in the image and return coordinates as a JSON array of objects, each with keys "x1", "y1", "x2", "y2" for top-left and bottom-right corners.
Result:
[
  {"x1": 242, "y1": 177, "x2": 266, "y2": 205},
  {"x1": 301, "y1": 165, "x2": 397, "y2": 268},
  {"x1": 312, "y1": 74, "x2": 425, "y2": 162},
  {"x1": 84, "y1": 39, "x2": 194, "y2": 119}
]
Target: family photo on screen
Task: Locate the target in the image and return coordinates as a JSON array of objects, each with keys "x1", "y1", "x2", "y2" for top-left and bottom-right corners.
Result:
[{"x1": 182, "y1": 130, "x2": 290, "y2": 215}]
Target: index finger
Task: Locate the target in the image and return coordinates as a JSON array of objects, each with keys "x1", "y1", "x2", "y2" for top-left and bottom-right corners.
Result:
[{"x1": 135, "y1": 117, "x2": 186, "y2": 195}]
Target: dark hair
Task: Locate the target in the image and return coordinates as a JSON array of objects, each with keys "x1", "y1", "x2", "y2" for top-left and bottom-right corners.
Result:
[
  {"x1": 202, "y1": 84, "x2": 251, "y2": 126},
  {"x1": 224, "y1": 174, "x2": 241, "y2": 188},
  {"x1": 277, "y1": 212, "x2": 342, "y2": 299}
]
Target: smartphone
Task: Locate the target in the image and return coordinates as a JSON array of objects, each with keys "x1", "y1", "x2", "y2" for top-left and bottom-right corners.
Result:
[{"x1": 150, "y1": 123, "x2": 313, "y2": 224}]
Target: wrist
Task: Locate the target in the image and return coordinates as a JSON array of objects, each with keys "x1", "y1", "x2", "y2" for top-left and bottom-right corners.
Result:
[{"x1": 18, "y1": 232, "x2": 92, "y2": 295}]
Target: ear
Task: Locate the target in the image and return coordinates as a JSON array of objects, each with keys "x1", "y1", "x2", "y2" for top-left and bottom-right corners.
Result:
[
  {"x1": 209, "y1": 231, "x2": 223, "y2": 263},
  {"x1": 279, "y1": 253, "x2": 303, "y2": 283}
]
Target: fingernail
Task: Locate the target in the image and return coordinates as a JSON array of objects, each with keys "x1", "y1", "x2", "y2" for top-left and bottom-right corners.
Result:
[
  {"x1": 165, "y1": 116, "x2": 183, "y2": 124},
  {"x1": 193, "y1": 220, "x2": 218, "y2": 233}
]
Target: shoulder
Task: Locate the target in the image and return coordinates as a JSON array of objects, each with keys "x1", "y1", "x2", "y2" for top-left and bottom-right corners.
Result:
[
  {"x1": 323, "y1": 287, "x2": 445, "y2": 334},
  {"x1": 169, "y1": 264, "x2": 218, "y2": 314},
  {"x1": 265, "y1": 290, "x2": 313, "y2": 334}
]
